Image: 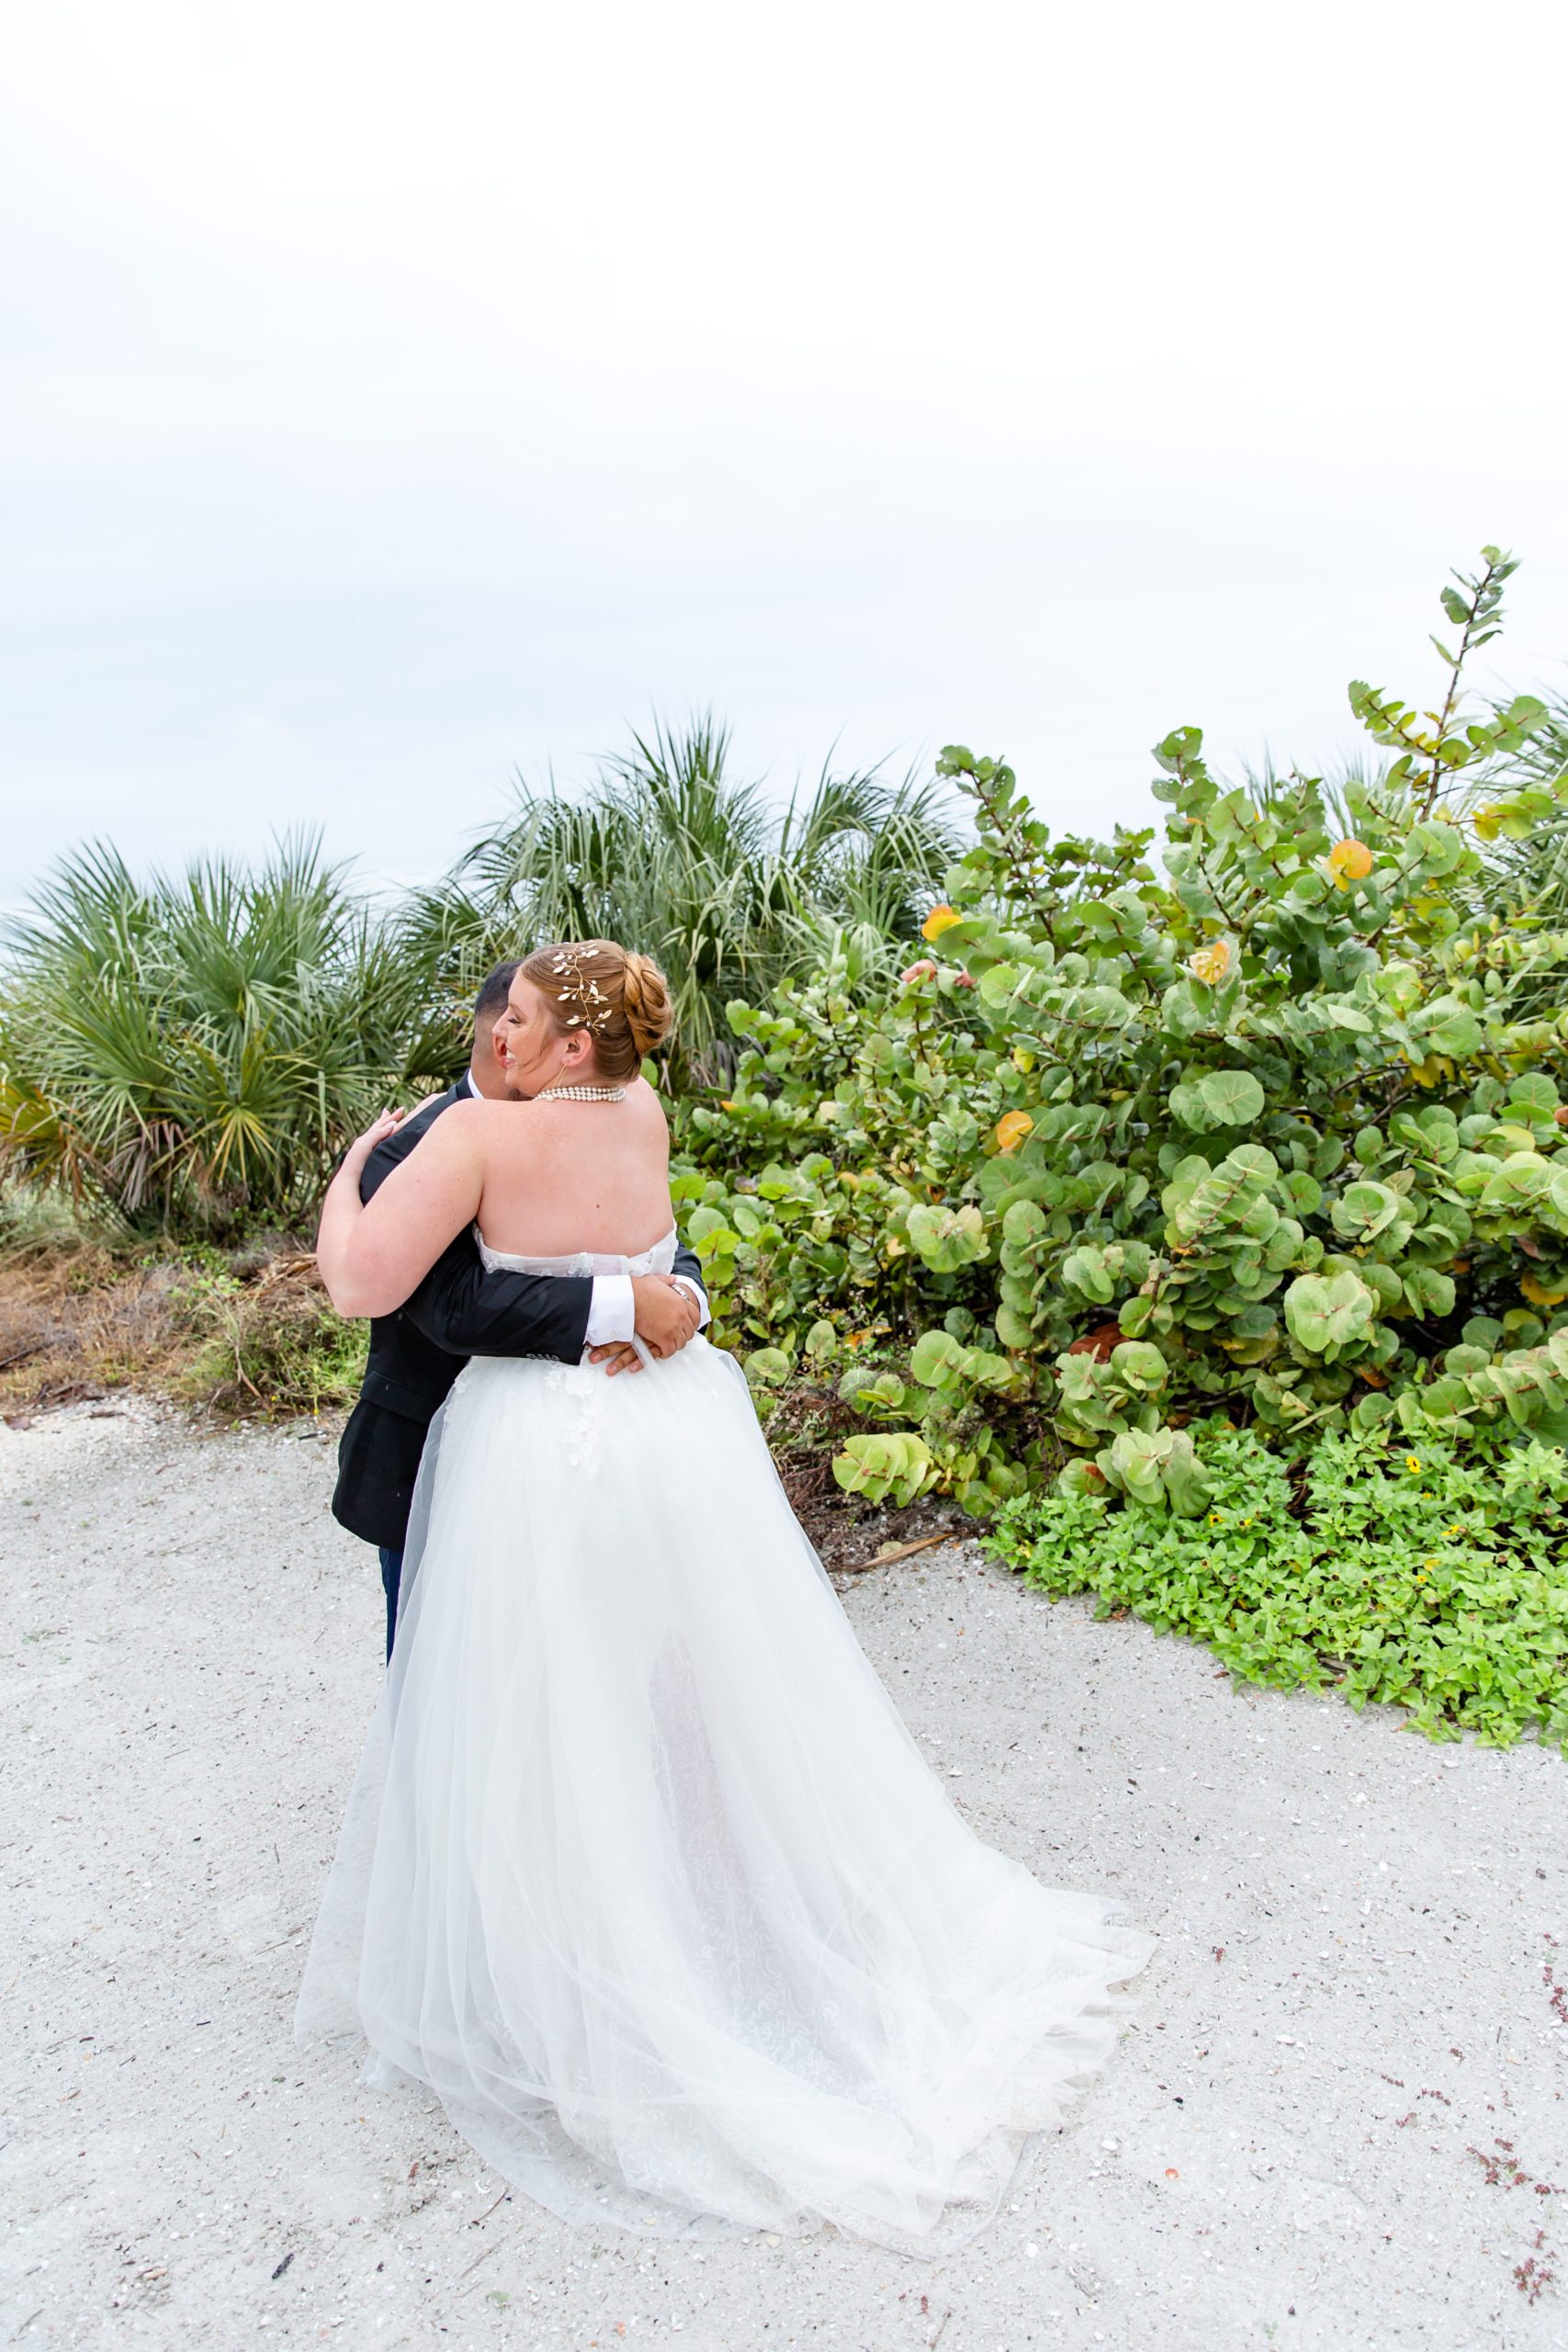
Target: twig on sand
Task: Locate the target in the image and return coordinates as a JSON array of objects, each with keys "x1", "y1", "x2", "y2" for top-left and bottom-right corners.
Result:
[
  {"x1": 457, "y1": 2229, "x2": 517, "y2": 2285},
  {"x1": 837, "y1": 1532, "x2": 957, "y2": 1575}
]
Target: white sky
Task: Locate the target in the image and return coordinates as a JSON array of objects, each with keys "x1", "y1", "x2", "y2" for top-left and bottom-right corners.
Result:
[{"x1": 3, "y1": 0, "x2": 1565, "y2": 908}]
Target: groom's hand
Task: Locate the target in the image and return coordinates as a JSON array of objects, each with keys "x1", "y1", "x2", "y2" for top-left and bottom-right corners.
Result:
[{"x1": 589, "y1": 1275, "x2": 702, "y2": 1376}]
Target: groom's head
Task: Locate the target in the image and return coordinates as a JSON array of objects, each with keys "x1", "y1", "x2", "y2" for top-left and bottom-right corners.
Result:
[{"x1": 468, "y1": 962, "x2": 520, "y2": 1099}]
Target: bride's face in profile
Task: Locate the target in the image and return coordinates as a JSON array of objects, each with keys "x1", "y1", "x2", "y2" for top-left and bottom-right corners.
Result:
[{"x1": 493, "y1": 975, "x2": 592, "y2": 1099}]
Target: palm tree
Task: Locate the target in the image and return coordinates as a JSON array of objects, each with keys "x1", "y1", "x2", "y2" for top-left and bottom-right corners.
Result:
[{"x1": 400, "y1": 716, "x2": 964, "y2": 1080}]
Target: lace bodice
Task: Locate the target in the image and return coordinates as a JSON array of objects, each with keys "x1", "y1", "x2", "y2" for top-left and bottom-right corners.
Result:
[{"x1": 474, "y1": 1225, "x2": 678, "y2": 1279}]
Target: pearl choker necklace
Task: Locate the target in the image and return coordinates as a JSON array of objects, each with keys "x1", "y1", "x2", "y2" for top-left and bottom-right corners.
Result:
[{"x1": 536, "y1": 1082, "x2": 626, "y2": 1102}]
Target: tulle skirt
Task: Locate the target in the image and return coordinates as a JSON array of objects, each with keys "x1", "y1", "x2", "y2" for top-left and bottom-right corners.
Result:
[{"x1": 294, "y1": 1337, "x2": 1153, "y2": 2255}]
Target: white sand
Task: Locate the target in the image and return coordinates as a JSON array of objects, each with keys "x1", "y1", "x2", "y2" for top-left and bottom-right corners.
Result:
[{"x1": 4, "y1": 1396, "x2": 1565, "y2": 2351}]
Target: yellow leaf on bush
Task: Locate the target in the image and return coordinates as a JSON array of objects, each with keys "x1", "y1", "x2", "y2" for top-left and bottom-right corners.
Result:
[
  {"x1": 1326, "y1": 837, "x2": 1374, "y2": 889},
  {"x1": 995, "y1": 1111, "x2": 1034, "y2": 1154},
  {"x1": 1473, "y1": 805, "x2": 1506, "y2": 842},
  {"x1": 921, "y1": 903, "x2": 962, "y2": 943},
  {"x1": 1521, "y1": 1272, "x2": 1568, "y2": 1308},
  {"x1": 1188, "y1": 937, "x2": 1234, "y2": 986}
]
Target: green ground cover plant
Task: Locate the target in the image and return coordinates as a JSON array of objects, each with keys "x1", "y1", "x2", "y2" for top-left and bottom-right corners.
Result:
[{"x1": 982, "y1": 1421, "x2": 1568, "y2": 1748}]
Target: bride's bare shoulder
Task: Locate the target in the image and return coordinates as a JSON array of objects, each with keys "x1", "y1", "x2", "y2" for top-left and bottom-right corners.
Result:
[
  {"x1": 626, "y1": 1077, "x2": 671, "y2": 1142},
  {"x1": 432, "y1": 1097, "x2": 536, "y2": 1153}
]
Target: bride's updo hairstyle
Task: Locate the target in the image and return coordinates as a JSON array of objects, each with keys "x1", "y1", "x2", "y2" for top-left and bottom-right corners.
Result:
[{"x1": 519, "y1": 939, "x2": 674, "y2": 1083}]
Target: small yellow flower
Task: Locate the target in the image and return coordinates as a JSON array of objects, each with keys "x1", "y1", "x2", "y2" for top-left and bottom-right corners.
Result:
[
  {"x1": 1446, "y1": 1522, "x2": 1465, "y2": 1539},
  {"x1": 1404, "y1": 1455, "x2": 1422, "y2": 1475}
]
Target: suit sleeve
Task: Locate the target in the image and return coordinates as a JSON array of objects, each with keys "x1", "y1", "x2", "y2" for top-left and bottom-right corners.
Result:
[
  {"x1": 405, "y1": 1229, "x2": 710, "y2": 1362},
  {"x1": 671, "y1": 1239, "x2": 707, "y2": 1302},
  {"x1": 402, "y1": 1237, "x2": 595, "y2": 1363}
]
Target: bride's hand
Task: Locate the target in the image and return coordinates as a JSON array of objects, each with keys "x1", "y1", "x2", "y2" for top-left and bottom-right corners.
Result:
[{"x1": 341, "y1": 1107, "x2": 407, "y2": 1172}]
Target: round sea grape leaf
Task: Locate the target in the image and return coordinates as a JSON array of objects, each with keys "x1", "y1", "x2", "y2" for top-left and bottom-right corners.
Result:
[
  {"x1": 1418, "y1": 1002, "x2": 1484, "y2": 1058},
  {"x1": 1001, "y1": 1196, "x2": 1047, "y2": 1247},
  {"x1": 1481, "y1": 1155, "x2": 1554, "y2": 1210},
  {"x1": 1109, "y1": 1340, "x2": 1168, "y2": 1392},
  {"x1": 1284, "y1": 1270, "x2": 1377, "y2": 1353},
  {"x1": 906, "y1": 1203, "x2": 988, "y2": 1269},
  {"x1": 910, "y1": 1329, "x2": 966, "y2": 1387},
  {"x1": 995, "y1": 1304, "x2": 1035, "y2": 1351},
  {"x1": 977, "y1": 961, "x2": 1022, "y2": 1009},
  {"x1": 1062, "y1": 1246, "x2": 1114, "y2": 1303},
  {"x1": 1169, "y1": 1081, "x2": 1209, "y2": 1131},
  {"x1": 1279, "y1": 1169, "x2": 1323, "y2": 1216},
  {"x1": 1197, "y1": 1069, "x2": 1267, "y2": 1126},
  {"x1": 1332, "y1": 1180, "x2": 1401, "y2": 1240},
  {"x1": 1506, "y1": 1071, "x2": 1561, "y2": 1114},
  {"x1": 1402, "y1": 1267, "x2": 1456, "y2": 1318}
]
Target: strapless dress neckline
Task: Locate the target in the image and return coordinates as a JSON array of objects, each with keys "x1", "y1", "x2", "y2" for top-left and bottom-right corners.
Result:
[{"x1": 473, "y1": 1225, "x2": 679, "y2": 1279}]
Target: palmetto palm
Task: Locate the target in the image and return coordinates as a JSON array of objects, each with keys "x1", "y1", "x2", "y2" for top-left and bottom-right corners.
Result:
[
  {"x1": 1443, "y1": 686, "x2": 1568, "y2": 1016},
  {"x1": 401, "y1": 717, "x2": 963, "y2": 1079},
  {"x1": 0, "y1": 838, "x2": 440, "y2": 1235}
]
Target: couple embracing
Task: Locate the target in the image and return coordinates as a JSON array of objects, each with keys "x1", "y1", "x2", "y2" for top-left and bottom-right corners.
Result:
[{"x1": 295, "y1": 939, "x2": 1152, "y2": 2255}]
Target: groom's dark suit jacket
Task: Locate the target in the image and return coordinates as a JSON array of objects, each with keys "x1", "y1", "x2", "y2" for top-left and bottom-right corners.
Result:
[{"x1": 331, "y1": 1081, "x2": 705, "y2": 1551}]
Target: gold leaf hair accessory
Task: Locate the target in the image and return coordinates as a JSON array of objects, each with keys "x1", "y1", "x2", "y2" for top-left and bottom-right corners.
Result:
[{"x1": 549, "y1": 946, "x2": 613, "y2": 1034}]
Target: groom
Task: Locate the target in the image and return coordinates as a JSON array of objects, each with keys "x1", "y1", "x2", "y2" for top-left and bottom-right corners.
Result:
[{"x1": 332, "y1": 960, "x2": 708, "y2": 1658}]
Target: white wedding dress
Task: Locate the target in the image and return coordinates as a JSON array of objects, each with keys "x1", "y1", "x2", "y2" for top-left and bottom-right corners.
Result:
[{"x1": 295, "y1": 1230, "x2": 1152, "y2": 2255}]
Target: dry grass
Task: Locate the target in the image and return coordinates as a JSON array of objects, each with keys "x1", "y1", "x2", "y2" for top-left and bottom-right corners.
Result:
[
  {"x1": 0, "y1": 1235, "x2": 182, "y2": 1421},
  {"x1": 0, "y1": 1211, "x2": 361, "y2": 1427}
]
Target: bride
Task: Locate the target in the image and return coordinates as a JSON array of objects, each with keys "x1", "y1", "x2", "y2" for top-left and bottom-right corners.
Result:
[{"x1": 298, "y1": 938, "x2": 1152, "y2": 2255}]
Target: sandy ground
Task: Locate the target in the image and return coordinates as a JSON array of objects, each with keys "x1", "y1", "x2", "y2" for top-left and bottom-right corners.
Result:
[{"x1": 4, "y1": 1396, "x2": 1566, "y2": 2352}]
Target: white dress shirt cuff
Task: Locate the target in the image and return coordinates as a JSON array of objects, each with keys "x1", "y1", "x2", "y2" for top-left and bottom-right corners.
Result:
[{"x1": 584, "y1": 1274, "x2": 636, "y2": 1348}]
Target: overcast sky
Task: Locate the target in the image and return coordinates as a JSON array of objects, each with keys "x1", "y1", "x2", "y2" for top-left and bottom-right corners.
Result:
[{"x1": 3, "y1": 0, "x2": 1564, "y2": 910}]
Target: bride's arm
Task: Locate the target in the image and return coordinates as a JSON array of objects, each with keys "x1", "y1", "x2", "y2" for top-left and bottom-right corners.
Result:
[{"x1": 316, "y1": 1102, "x2": 489, "y2": 1317}]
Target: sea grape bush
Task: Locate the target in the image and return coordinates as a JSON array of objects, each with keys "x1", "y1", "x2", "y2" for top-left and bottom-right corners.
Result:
[{"x1": 672, "y1": 551, "x2": 1568, "y2": 1515}]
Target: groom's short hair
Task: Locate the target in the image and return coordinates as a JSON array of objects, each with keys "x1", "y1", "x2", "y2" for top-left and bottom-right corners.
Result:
[{"x1": 474, "y1": 961, "x2": 520, "y2": 1025}]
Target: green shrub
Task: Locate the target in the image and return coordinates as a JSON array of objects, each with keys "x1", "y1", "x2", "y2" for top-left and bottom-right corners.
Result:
[
  {"x1": 170, "y1": 1256, "x2": 365, "y2": 1418},
  {"x1": 672, "y1": 549, "x2": 1568, "y2": 1511},
  {"x1": 982, "y1": 1422, "x2": 1568, "y2": 1748}
]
